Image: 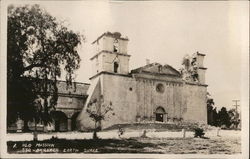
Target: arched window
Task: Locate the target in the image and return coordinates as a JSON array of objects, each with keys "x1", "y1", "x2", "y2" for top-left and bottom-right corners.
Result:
[
  {"x1": 113, "y1": 39, "x2": 119, "y2": 52},
  {"x1": 114, "y1": 62, "x2": 119, "y2": 73}
]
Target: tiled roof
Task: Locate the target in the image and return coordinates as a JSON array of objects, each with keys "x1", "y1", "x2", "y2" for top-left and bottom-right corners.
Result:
[
  {"x1": 20, "y1": 77, "x2": 90, "y2": 96},
  {"x1": 57, "y1": 80, "x2": 90, "y2": 96}
]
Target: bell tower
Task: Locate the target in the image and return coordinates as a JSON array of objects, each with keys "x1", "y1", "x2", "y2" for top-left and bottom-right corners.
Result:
[
  {"x1": 194, "y1": 51, "x2": 207, "y2": 84},
  {"x1": 90, "y1": 32, "x2": 130, "y2": 78}
]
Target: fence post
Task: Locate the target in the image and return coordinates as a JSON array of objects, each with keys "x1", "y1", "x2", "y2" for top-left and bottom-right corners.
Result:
[
  {"x1": 217, "y1": 128, "x2": 220, "y2": 136},
  {"x1": 182, "y1": 128, "x2": 186, "y2": 138}
]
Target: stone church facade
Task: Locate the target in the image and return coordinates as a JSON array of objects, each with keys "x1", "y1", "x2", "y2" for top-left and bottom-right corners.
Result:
[{"x1": 78, "y1": 32, "x2": 208, "y2": 131}]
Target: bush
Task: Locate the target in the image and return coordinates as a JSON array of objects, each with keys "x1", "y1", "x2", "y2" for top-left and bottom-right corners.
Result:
[
  {"x1": 118, "y1": 127, "x2": 125, "y2": 138},
  {"x1": 141, "y1": 130, "x2": 147, "y2": 138},
  {"x1": 194, "y1": 127, "x2": 205, "y2": 138}
]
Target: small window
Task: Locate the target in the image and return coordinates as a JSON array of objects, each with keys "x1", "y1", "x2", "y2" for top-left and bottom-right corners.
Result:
[
  {"x1": 113, "y1": 39, "x2": 119, "y2": 52},
  {"x1": 158, "y1": 65, "x2": 162, "y2": 72},
  {"x1": 114, "y1": 62, "x2": 119, "y2": 73},
  {"x1": 156, "y1": 83, "x2": 164, "y2": 93},
  {"x1": 68, "y1": 98, "x2": 73, "y2": 103},
  {"x1": 129, "y1": 87, "x2": 133, "y2": 91}
]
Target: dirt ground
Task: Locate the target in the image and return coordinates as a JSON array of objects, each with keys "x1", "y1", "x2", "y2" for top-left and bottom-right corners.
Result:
[
  {"x1": 136, "y1": 137, "x2": 241, "y2": 154},
  {"x1": 7, "y1": 135, "x2": 241, "y2": 154}
]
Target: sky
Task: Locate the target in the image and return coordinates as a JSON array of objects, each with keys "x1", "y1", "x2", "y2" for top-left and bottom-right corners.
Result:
[{"x1": 6, "y1": 1, "x2": 249, "y2": 110}]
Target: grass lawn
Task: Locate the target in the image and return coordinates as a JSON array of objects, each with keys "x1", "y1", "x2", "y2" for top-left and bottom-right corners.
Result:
[{"x1": 7, "y1": 136, "x2": 241, "y2": 154}]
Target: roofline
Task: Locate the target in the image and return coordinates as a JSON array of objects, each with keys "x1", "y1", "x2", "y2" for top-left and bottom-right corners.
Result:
[
  {"x1": 92, "y1": 32, "x2": 129, "y2": 44},
  {"x1": 20, "y1": 76, "x2": 90, "y2": 85},
  {"x1": 198, "y1": 67, "x2": 207, "y2": 70},
  {"x1": 89, "y1": 71, "x2": 132, "y2": 80},
  {"x1": 197, "y1": 52, "x2": 206, "y2": 56},
  {"x1": 185, "y1": 81, "x2": 208, "y2": 87},
  {"x1": 132, "y1": 70, "x2": 181, "y2": 78},
  {"x1": 130, "y1": 62, "x2": 181, "y2": 77},
  {"x1": 131, "y1": 62, "x2": 161, "y2": 73},
  {"x1": 57, "y1": 79, "x2": 90, "y2": 85},
  {"x1": 35, "y1": 92, "x2": 88, "y2": 98}
]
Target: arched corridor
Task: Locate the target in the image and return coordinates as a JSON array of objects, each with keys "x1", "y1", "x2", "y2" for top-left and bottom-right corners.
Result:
[
  {"x1": 71, "y1": 112, "x2": 80, "y2": 131},
  {"x1": 50, "y1": 111, "x2": 68, "y2": 132}
]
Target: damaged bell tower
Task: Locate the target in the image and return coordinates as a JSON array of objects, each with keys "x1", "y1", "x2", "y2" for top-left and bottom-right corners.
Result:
[
  {"x1": 90, "y1": 32, "x2": 130, "y2": 77},
  {"x1": 195, "y1": 52, "x2": 207, "y2": 84},
  {"x1": 180, "y1": 51, "x2": 207, "y2": 84}
]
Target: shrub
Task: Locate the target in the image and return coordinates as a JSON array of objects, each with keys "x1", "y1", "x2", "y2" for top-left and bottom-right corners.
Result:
[
  {"x1": 194, "y1": 127, "x2": 205, "y2": 138},
  {"x1": 118, "y1": 127, "x2": 125, "y2": 138},
  {"x1": 141, "y1": 130, "x2": 147, "y2": 138}
]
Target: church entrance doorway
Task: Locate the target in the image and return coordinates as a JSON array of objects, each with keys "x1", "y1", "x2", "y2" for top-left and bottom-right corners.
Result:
[
  {"x1": 155, "y1": 107, "x2": 166, "y2": 122},
  {"x1": 156, "y1": 113, "x2": 164, "y2": 122}
]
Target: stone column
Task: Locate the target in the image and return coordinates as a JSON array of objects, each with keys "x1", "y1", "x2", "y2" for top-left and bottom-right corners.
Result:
[{"x1": 67, "y1": 118, "x2": 72, "y2": 131}]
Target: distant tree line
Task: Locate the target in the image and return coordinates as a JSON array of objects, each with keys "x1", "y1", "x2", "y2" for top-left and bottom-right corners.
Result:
[{"x1": 207, "y1": 93, "x2": 240, "y2": 129}]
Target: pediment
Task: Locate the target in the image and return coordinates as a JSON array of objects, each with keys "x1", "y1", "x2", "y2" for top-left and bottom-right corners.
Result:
[{"x1": 131, "y1": 63, "x2": 181, "y2": 77}]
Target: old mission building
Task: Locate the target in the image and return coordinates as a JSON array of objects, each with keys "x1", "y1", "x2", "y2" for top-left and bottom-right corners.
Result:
[
  {"x1": 9, "y1": 32, "x2": 208, "y2": 132},
  {"x1": 77, "y1": 32, "x2": 208, "y2": 131}
]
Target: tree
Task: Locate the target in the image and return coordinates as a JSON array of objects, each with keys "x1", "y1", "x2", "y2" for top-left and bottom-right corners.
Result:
[
  {"x1": 212, "y1": 107, "x2": 219, "y2": 126},
  {"x1": 86, "y1": 96, "x2": 114, "y2": 139},
  {"x1": 206, "y1": 92, "x2": 218, "y2": 126},
  {"x1": 217, "y1": 107, "x2": 231, "y2": 128},
  {"x1": 207, "y1": 97, "x2": 214, "y2": 125},
  {"x1": 228, "y1": 108, "x2": 240, "y2": 129},
  {"x1": 7, "y1": 4, "x2": 84, "y2": 131}
]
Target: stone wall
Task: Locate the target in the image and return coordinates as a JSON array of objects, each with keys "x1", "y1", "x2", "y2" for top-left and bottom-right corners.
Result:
[
  {"x1": 101, "y1": 73, "x2": 187, "y2": 128},
  {"x1": 91, "y1": 52, "x2": 130, "y2": 76},
  {"x1": 101, "y1": 74, "x2": 137, "y2": 128},
  {"x1": 56, "y1": 96, "x2": 84, "y2": 111},
  {"x1": 77, "y1": 77, "x2": 102, "y2": 130},
  {"x1": 101, "y1": 36, "x2": 128, "y2": 54},
  {"x1": 78, "y1": 72, "x2": 207, "y2": 131},
  {"x1": 182, "y1": 83, "x2": 207, "y2": 124}
]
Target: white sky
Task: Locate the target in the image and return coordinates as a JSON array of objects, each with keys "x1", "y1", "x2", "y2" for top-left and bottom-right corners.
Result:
[{"x1": 7, "y1": 1, "x2": 249, "y2": 110}]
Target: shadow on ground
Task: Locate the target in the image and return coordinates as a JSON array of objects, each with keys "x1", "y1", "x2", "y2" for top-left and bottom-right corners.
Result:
[{"x1": 7, "y1": 136, "x2": 241, "y2": 154}]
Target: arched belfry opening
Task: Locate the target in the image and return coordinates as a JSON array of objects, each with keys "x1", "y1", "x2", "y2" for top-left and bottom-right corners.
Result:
[
  {"x1": 114, "y1": 62, "x2": 119, "y2": 73},
  {"x1": 155, "y1": 106, "x2": 166, "y2": 122},
  {"x1": 113, "y1": 39, "x2": 119, "y2": 52}
]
